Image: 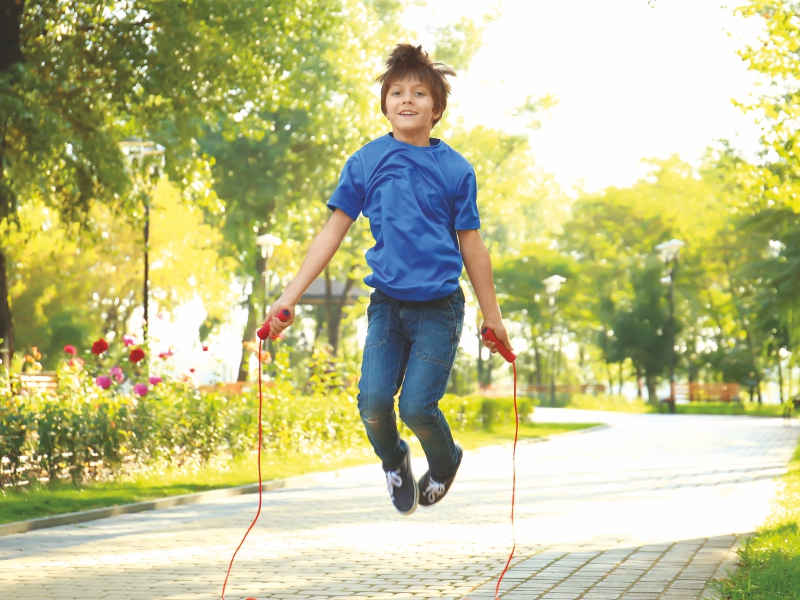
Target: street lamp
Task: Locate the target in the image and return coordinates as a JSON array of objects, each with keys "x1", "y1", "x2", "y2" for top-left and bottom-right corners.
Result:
[
  {"x1": 118, "y1": 137, "x2": 165, "y2": 343},
  {"x1": 255, "y1": 233, "x2": 282, "y2": 309},
  {"x1": 543, "y1": 275, "x2": 566, "y2": 407},
  {"x1": 656, "y1": 238, "x2": 685, "y2": 413}
]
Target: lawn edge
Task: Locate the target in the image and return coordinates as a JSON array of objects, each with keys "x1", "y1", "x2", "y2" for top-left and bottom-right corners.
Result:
[
  {"x1": 0, "y1": 423, "x2": 609, "y2": 537},
  {"x1": 699, "y1": 533, "x2": 749, "y2": 600}
]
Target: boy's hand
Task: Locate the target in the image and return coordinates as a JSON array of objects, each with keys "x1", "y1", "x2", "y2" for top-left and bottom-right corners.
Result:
[
  {"x1": 480, "y1": 320, "x2": 513, "y2": 355},
  {"x1": 261, "y1": 297, "x2": 295, "y2": 338}
]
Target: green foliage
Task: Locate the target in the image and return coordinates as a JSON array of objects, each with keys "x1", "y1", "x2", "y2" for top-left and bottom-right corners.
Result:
[
  {"x1": 566, "y1": 394, "x2": 654, "y2": 413},
  {"x1": 437, "y1": 394, "x2": 535, "y2": 433}
]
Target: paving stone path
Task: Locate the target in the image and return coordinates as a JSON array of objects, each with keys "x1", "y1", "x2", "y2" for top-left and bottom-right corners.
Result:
[{"x1": 1, "y1": 409, "x2": 797, "y2": 600}]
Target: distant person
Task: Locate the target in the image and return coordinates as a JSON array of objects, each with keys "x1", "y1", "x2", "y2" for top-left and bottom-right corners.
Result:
[{"x1": 262, "y1": 44, "x2": 512, "y2": 515}]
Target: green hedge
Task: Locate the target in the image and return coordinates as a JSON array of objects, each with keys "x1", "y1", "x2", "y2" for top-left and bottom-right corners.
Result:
[{"x1": 1, "y1": 348, "x2": 531, "y2": 488}]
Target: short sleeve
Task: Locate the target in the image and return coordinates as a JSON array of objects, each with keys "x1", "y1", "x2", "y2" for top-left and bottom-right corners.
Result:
[
  {"x1": 327, "y1": 154, "x2": 365, "y2": 221},
  {"x1": 453, "y1": 167, "x2": 480, "y2": 230}
]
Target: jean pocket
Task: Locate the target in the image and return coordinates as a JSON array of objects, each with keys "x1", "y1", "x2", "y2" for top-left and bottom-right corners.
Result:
[
  {"x1": 414, "y1": 303, "x2": 460, "y2": 367},
  {"x1": 365, "y1": 301, "x2": 391, "y2": 348}
]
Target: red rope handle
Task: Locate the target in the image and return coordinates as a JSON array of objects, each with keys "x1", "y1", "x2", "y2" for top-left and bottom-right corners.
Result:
[
  {"x1": 221, "y1": 343, "x2": 265, "y2": 600},
  {"x1": 494, "y1": 361, "x2": 518, "y2": 599}
]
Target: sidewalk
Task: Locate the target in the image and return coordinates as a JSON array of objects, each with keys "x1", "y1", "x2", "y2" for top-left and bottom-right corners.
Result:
[{"x1": 1, "y1": 410, "x2": 797, "y2": 600}]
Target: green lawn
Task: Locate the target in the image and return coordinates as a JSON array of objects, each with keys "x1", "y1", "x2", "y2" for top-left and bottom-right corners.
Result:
[
  {"x1": 565, "y1": 393, "x2": 790, "y2": 417},
  {"x1": 0, "y1": 421, "x2": 598, "y2": 524},
  {"x1": 713, "y1": 442, "x2": 800, "y2": 599}
]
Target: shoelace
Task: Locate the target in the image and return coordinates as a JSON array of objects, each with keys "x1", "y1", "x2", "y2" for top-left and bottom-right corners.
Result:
[
  {"x1": 386, "y1": 470, "x2": 403, "y2": 500},
  {"x1": 423, "y1": 477, "x2": 446, "y2": 503}
]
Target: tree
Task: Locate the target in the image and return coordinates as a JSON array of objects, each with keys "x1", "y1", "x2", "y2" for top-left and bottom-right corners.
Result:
[{"x1": 0, "y1": 0, "x2": 336, "y2": 359}]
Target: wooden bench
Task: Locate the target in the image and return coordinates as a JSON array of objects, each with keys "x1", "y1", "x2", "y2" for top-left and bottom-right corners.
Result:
[
  {"x1": 674, "y1": 383, "x2": 740, "y2": 402},
  {"x1": 17, "y1": 371, "x2": 59, "y2": 394}
]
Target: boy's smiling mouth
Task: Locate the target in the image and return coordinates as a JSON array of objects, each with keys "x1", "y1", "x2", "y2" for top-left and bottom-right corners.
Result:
[{"x1": 399, "y1": 111, "x2": 417, "y2": 116}]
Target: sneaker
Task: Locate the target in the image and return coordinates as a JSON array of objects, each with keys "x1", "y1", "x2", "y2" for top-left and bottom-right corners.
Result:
[
  {"x1": 384, "y1": 447, "x2": 418, "y2": 515},
  {"x1": 419, "y1": 445, "x2": 463, "y2": 507}
]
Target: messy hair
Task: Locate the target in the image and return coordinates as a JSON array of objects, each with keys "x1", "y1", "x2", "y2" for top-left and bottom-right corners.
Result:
[{"x1": 376, "y1": 44, "x2": 456, "y2": 127}]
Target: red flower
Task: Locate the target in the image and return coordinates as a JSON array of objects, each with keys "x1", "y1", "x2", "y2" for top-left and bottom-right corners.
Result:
[
  {"x1": 202, "y1": 345, "x2": 209, "y2": 352},
  {"x1": 91, "y1": 339, "x2": 109, "y2": 355},
  {"x1": 129, "y1": 348, "x2": 146, "y2": 363},
  {"x1": 63, "y1": 345, "x2": 77, "y2": 355},
  {"x1": 189, "y1": 367, "x2": 195, "y2": 373}
]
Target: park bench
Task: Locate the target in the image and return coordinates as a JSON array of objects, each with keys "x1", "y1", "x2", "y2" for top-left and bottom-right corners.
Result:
[
  {"x1": 673, "y1": 383, "x2": 740, "y2": 402},
  {"x1": 15, "y1": 371, "x2": 59, "y2": 394}
]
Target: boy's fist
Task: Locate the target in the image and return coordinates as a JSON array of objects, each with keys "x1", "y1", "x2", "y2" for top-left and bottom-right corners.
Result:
[
  {"x1": 261, "y1": 300, "x2": 295, "y2": 339},
  {"x1": 480, "y1": 320, "x2": 513, "y2": 356}
]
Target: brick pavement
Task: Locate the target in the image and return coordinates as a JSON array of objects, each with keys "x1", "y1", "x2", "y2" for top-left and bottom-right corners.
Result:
[{"x1": 0, "y1": 409, "x2": 797, "y2": 600}]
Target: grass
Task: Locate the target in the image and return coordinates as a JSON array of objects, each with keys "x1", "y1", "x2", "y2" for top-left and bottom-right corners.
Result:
[
  {"x1": 713, "y1": 442, "x2": 800, "y2": 600},
  {"x1": 564, "y1": 393, "x2": 790, "y2": 417},
  {"x1": 0, "y1": 420, "x2": 598, "y2": 525}
]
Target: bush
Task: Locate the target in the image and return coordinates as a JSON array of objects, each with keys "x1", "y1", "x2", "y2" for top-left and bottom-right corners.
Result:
[
  {"x1": 0, "y1": 345, "x2": 366, "y2": 488},
  {"x1": 438, "y1": 394, "x2": 534, "y2": 433},
  {"x1": 567, "y1": 393, "x2": 654, "y2": 413}
]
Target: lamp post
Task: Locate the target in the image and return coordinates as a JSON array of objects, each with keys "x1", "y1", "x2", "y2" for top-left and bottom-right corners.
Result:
[
  {"x1": 255, "y1": 233, "x2": 282, "y2": 310},
  {"x1": 543, "y1": 275, "x2": 566, "y2": 407},
  {"x1": 656, "y1": 238, "x2": 685, "y2": 414},
  {"x1": 118, "y1": 138, "x2": 165, "y2": 343}
]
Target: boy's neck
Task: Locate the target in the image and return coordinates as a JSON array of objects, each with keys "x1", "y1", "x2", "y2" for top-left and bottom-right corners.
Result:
[{"x1": 392, "y1": 128, "x2": 434, "y2": 147}]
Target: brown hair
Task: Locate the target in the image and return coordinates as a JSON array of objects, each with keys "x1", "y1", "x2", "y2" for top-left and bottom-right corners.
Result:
[{"x1": 376, "y1": 44, "x2": 456, "y2": 127}]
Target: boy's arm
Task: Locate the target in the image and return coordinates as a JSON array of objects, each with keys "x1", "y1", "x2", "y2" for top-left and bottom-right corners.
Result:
[
  {"x1": 261, "y1": 209, "x2": 354, "y2": 336},
  {"x1": 457, "y1": 229, "x2": 513, "y2": 355}
]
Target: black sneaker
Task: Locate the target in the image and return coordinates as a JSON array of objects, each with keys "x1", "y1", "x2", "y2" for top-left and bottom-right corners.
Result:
[
  {"x1": 419, "y1": 445, "x2": 463, "y2": 507},
  {"x1": 384, "y1": 446, "x2": 418, "y2": 515}
]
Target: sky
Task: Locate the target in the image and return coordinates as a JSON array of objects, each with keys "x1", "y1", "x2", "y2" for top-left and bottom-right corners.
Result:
[{"x1": 403, "y1": 0, "x2": 766, "y2": 191}]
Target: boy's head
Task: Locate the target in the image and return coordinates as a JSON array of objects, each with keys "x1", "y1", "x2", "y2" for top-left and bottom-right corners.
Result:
[{"x1": 376, "y1": 44, "x2": 456, "y2": 129}]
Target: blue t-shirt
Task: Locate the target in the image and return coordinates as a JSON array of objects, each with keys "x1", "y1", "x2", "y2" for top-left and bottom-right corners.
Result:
[{"x1": 327, "y1": 133, "x2": 481, "y2": 301}]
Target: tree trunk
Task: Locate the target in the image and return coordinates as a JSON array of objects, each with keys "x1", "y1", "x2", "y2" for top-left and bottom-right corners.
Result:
[
  {"x1": 776, "y1": 352, "x2": 785, "y2": 404},
  {"x1": 236, "y1": 290, "x2": 257, "y2": 381},
  {"x1": 635, "y1": 365, "x2": 643, "y2": 398},
  {"x1": 645, "y1": 373, "x2": 657, "y2": 403},
  {"x1": 0, "y1": 249, "x2": 14, "y2": 359},
  {"x1": 323, "y1": 267, "x2": 354, "y2": 357},
  {"x1": 534, "y1": 341, "x2": 542, "y2": 385},
  {"x1": 0, "y1": 0, "x2": 25, "y2": 361},
  {"x1": 618, "y1": 361, "x2": 624, "y2": 395}
]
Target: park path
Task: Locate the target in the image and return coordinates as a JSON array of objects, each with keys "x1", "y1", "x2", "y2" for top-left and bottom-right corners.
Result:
[{"x1": 0, "y1": 409, "x2": 797, "y2": 600}]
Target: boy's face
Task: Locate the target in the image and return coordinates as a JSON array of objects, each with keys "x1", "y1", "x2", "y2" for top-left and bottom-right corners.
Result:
[{"x1": 385, "y1": 77, "x2": 441, "y2": 141}]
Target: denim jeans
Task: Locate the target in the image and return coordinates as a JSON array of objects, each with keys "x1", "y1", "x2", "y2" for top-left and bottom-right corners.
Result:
[{"x1": 357, "y1": 286, "x2": 465, "y2": 480}]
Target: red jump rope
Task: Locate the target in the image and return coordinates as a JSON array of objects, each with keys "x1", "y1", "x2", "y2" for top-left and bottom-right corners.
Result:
[
  {"x1": 221, "y1": 309, "x2": 291, "y2": 600},
  {"x1": 481, "y1": 328, "x2": 518, "y2": 600}
]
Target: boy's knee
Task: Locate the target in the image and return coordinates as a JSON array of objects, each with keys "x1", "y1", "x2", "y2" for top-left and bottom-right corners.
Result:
[
  {"x1": 357, "y1": 388, "x2": 395, "y2": 422},
  {"x1": 399, "y1": 403, "x2": 434, "y2": 430}
]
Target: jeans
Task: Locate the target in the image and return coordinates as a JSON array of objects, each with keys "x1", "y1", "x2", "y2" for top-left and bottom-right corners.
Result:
[{"x1": 357, "y1": 286, "x2": 465, "y2": 480}]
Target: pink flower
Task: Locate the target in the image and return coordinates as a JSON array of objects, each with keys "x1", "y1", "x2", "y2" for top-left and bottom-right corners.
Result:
[
  {"x1": 91, "y1": 339, "x2": 109, "y2": 355},
  {"x1": 110, "y1": 366, "x2": 125, "y2": 382},
  {"x1": 133, "y1": 383, "x2": 148, "y2": 397},
  {"x1": 122, "y1": 335, "x2": 136, "y2": 347},
  {"x1": 158, "y1": 348, "x2": 175, "y2": 360},
  {"x1": 95, "y1": 375, "x2": 112, "y2": 390},
  {"x1": 148, "y1": 376, "x2": 163, "y2": 386},
  {"x1": 63, "y1": 345, "x2": 77, "y2": 355},
  {"x1": 68, "y1": 357, "x2": 85, "y2": 369}
]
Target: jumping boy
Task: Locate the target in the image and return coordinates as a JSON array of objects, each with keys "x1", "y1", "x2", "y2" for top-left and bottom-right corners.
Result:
[{"x1": 262, "y1": 44, "x2": 512, "y2": 515}]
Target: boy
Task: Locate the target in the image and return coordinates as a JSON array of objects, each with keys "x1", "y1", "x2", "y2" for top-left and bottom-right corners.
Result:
[{"x1": 262, "y1": 44, "x2": 512, "y2": 515}]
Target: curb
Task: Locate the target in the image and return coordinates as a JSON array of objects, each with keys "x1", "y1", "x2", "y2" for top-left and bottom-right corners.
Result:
[
  {"x1": 0, "y1": 473, "x2": 319, "y2": 538},
  {"x1": 0, "y1": 423, "x2": 611, "y2": 538},
  {"x1": 700, "y1": 534, "x2": 748, "y2": 600}
]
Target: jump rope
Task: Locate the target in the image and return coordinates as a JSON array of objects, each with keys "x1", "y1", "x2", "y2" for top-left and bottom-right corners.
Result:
[{"x1": 221, "y1": 311, "x2": 519, "y2": 600}]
